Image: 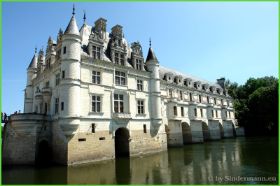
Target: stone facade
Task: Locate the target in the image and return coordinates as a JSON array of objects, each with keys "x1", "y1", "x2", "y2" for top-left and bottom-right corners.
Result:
[{"x1": 2, "y1": 9, "x2": 241, "y2": 166}]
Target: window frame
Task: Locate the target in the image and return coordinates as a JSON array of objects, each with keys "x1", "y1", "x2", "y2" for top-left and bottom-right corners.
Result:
[
  {"x1": 137, "y1": 99, "x2": 145, "y2": 115},
  {"x1": 91, "y1": 95, "x2": 101, "y2": 113},
  {"x1": 114, "y1": 94, "x2": 124, "y2": 113},
  {"x1": 115, "y1": 71, "x2": 126, "y2": 86},
  {"x1": 92, "y1": 70, "x2": 101, "y2": 84},
  {"x1": 137, "y1": 79, "x2": 143, "y2": 91}
]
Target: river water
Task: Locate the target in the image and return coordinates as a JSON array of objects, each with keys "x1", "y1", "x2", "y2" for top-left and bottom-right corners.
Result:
[{"x1": 2, "y1": 137, "x2": 278, "y2": 184}]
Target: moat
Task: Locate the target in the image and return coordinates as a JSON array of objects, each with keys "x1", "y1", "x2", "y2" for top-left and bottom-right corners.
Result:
[{"x1": 2, "y1": 137, "x2": 277, "y2": 184}]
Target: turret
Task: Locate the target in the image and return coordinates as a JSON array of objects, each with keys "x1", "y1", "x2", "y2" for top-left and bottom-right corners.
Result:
[
  {"x1": 24, "y1": 48, "x2": 37, "y2": 113},
  {"x1": 59, "y1": 6, "x2": 81, "y2": 117},
  {"x1": 146, "y1": 40, "x2": 162, "y2": 125}
]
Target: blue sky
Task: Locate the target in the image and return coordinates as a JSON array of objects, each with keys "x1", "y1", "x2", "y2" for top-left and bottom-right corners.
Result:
[{"x1": 2, "y1": 2, "x2": 278, "y2": 114}]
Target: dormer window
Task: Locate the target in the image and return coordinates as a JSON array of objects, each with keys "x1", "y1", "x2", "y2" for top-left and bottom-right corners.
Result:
[
  {"x1": 217, "y1": 89, "x2": 220, "y2": 94},
  {"x1": 194, "y1": 83, "x2": 198, "y2": 89},
  {"x1": 115, "y1": 52, "x2": 125, "y2": 66},
  {"x1": 136, "y1": 59, "x2": 142, "y2": 70},
  {"x1": 92, "y1": 46, "x2": 101, "y2": 59}
]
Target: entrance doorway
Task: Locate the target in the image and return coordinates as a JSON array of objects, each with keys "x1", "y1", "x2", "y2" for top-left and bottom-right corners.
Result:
[{"x1": 115, "y1": 128, "x2": 130, "y2": 158}]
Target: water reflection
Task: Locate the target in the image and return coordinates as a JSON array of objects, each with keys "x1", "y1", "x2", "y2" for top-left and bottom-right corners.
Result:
[{"x1": 3, "y1": 137, "x2": 278, "y2": 184}]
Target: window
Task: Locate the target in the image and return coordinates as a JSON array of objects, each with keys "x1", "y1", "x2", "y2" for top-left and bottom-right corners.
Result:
[
  {"x1": 92, "y1": 46, "x2": 101, "y2": 59},
  {"x1": 173, "y1": 106, "x2": 177, "y2": 116},
  {"x1": 143, "y1": 124, "x2": 147, "y2": 133},
  {"x1": 115, "y1": 71, "x2": 126, "y2": 85},
  {"x1": 207, "y1": 96, "x2": 210, "y2": 104},
  {"x1": 181, "y1": 107, "x2": 184, "y2": 116},
  {"x1": 114, "y1": 94, "x2": 124, "y2": 113},
  {"x1": 91, "y1": 123, "x2": 96, "y2": 133},
  {"x1": 92, "y1": 95, "x2": 101, "y2": 112},
  {"x1": 212, "y1": 110, "x2": 214, "y2": 117},
  {"x1": 194, "y1": 83, "x2": 198, "y2": 89},
  {"x1": 136, "y1": 59, "x2": 142, "y2": 70},
  {"x1": 229, "y1": 112, "x2": 231, "y2": 118},
  {"x1": 199, "y1": 95, "x2": 202, "y2": 103},
  {"x1": 194, "y1": 108, "x2": 197, "y2": 117},
  {"x1": 137, "y1": 100, "x2": 145, "y2": 114},
  {"x1": 216, "y1": 110, "x2": 218, "y2": 118},
  {"x1": 92, "y1": 71, "x2": 101, "y2": 84},
  {"x1": 45, "y1": 81, "x2": 49, "y2": 88},
  {"x1": 55, "y1": 73, "x2": 60, "y2": 86},
  {"x1": 62, "y1": 71, "x2": 65, "y2": 79},
  {"x1": 214, "y1": 98, "x2": 217, "y2": 105},
  {"x1": 137, "y1": 80, "x2": 143, "y2": 91},
  {"x1": 169, "y1": 89, "x2": 173, "y2": 97},
  {"x1": 61, "y1": 102, "x2": 64, "y2": 111},
  {"x1": 200, "y1": 108, "x2": 203, "y2": 117},
  {"x1": 115, "y1": 52, "x2": 125, "y2": 65},
  {"x1": 221, "y1": 99, "x2": 223, "y2": 106},
  {"x1": 225, "y1": 111, "x2": 228, "y2": 118},
  {"x1": 179, "y1": 91, "x2": 183, "y2": 100},
  {"x1": 55, "y1": 98, "x2": 59, "y2": 114},
  {"x1": 63, "y1": 46, "x2": 66, "y2": 54},
  {"x1": 189, "y1": 93, "x2": 193, "y2": 102}
]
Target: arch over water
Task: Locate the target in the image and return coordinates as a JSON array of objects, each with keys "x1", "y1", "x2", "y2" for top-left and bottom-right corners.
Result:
[
  {"x1": 181, "y1": 122, "x2": 192, "y2": 144},
  {"x1": 115, "y1": 127, "x2": 130, "y2": 158},
  {"x1": 36, "y1": 140, "x2": 52, "y2": 166},
  {"x1": 202, "y1": 122, "x2": 210, "y2": 141}
]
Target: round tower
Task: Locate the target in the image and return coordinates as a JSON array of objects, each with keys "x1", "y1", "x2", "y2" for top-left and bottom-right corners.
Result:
[
  {"x1": 145, "y1": 42, "x2": 162, "y2": 125},
  {"x1": 60, "y1": 8, "x2": 81, "y2": 118},
  {"x1": 24, "y1": 48, "x2": 37, "y2": 113}
]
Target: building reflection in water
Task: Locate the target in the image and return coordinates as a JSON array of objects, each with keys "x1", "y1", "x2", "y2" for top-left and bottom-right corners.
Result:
[{"x1": 2, "y1": 137, "x2": 278, "y2": 184}]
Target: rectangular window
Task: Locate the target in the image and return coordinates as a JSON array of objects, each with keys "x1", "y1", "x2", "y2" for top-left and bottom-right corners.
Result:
[
  {"x1": 189, "y1": 93, "x2": 193, "y2": 101},
  {"x1": 115, "y1": 71, "x2": 126, "y2": 86},
  {"x1": 194, "y1": 108, "x2": 197, "y2": 117},
  {"x1": 221, "y1": 99, "x2": 224, "y2": 106},
  {"x1": 229, "y1": 111, "x2": 231, "y2": 118},
  {"x1": 200, "y1": 108, "x2": 203, "y2": 117},
  {"x1": 174, "y1": 106, "x2": 177, "y2": 116},
  {"x1": 199, "y1": 95, "x2": 202, "y2": 103},
  {"x1": 207, "y1": 96, "x2": 210, "y2": 104},
  {"x1": 62, "y1": 71, "x2": 65, "y2": 79},
  {"x1": 120, "y1": 54, "x2": 125, "y2": 66},
  {"x1": 137, "y1": 80, "x2": 143, "y2": 91},
  {"x1": 137, "y1": 100, "x2": 145, "y2": 114},
  {"x1": 45, "y1": 81, "x2": 49, "y2": 88},
  {"x1": 63, "y1": 46, "x2": 66, "y2": 54},
  {"x1": 136, "y1": 59, "x2": 142, "y2": 70},
  {"x1": 143, "y1": 124, "x2": 147, "y2": 133},
  {"x1": 225, "y1": 111, "x2": 228, "y2": 118},
  {"x1": 179, "y1": 91, "x2": 183, "y2": 100},
  {"x1": 212, "y1": 110, "x2": 214, "y2": 117},
  {"x1": 91, "y1": 123, "x2": 96, "y2": 133},
  {"x1": 92, "y1": 95, "x2": 101, "y2": 112},
  {"x1": 115, "y1": 52, "x2": 119, "y2": 64},
  {"x1": 55, "y1": 98, "x2": 59, "y2": 114},
  {"x1": 92, "y1": 46, "x2": 101, "y2": 59},
  {"x1": 181, "y1": 107, "x2": 184, "y2": 116},
  {"x1": 216, "y1": 110, "x2": 218, "y2": 118},
  {"x1": 55, "y1": 73, "x2": 60, "y2": 86},
  {"x1": 78, "y1": 138, "x2": 86, "y2": 142},
  {"x1": 169, "y1": 89, "x2": 173, "y2": 97},
  {"x1": 114, "y1": 94, "x2": 124, "y2": 113},
  {"x1": 61, "y1": 102, "x2": 64, "y2": 111},
  {"x1": 92, "y1": 71, "x2": 101, "y2": 84},
  {"x1": 214, "y1": 98, "x2": 217, "y2": 105}
]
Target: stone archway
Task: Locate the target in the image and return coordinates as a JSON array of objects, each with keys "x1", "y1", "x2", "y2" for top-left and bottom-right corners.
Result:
[
  {"x1": 219, "y1": 122, "x2": 224, "y2": 138},
  {"x1": 182, "y1": 122, "x2": 192, "y2": 144},
  {"x1": 36, "y1": 140, "x2": 52, "y2": 166},
  {"x1": 202, "y1": 122, "x2": 210, "y2": 141},
  {"x1": 115, "y1": 128, "x2": 130, "y2": 158}
]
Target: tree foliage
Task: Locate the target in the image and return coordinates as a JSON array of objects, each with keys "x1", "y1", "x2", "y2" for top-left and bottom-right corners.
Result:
[{"x1": 226, "y1": 76, "x2": 278, "y2": 136}]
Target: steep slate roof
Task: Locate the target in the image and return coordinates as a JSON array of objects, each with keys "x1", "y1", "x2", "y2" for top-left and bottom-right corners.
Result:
[
  {"x1": 146, "y1": 47, "x2": 158, "y2": 62},
  {"x1": 64, "y1": 16, "x2": 80, "y2": 35},
  {"x1": 159, "y1": 66, "x2": 222, "y2": 88},
  {"x1": 28, "y1": 54, "x2": 37, "y2": 69}
]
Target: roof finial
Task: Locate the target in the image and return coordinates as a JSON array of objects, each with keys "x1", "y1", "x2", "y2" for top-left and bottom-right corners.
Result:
[
  {"x1": 149, "y1": 37, "x2": 151, "y2": 48},
  {"x1": 35, "y1": 46, "x2": 37, "y2": 54},
  {"x1": 83, "y1": 10, "x2": 86, "y2": 23},
  {"x1": 72, "y1": 4, "x2": 75, "y2": 16}
]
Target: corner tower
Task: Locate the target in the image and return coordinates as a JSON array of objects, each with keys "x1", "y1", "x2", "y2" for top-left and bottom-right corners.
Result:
[
  {"x1": 24, "y1": 48, "x2": 37, "y2": 113},
  {"x1": 60, "y1": 8, "x2": 81, "y2": 118},
  {"x1": 146, "y1": 40, "x2": 162, "y2": 126}
]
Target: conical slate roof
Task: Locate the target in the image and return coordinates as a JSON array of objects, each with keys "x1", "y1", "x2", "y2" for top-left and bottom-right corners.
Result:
[
  {"x1": 64, "y1": 16, "x2": 79, "y2": 35},
  {"x1": 146, "y1": 47, "x2": 158, "y2": 62},
  {"x1": 28, "y1": 54, "x2": 37, "y2": 69}
]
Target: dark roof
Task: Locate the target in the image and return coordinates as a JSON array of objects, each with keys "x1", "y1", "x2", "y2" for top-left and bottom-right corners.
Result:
[
  {"x1": 64, "y1": 16, "x2": 79, "y2": 35},
  {"x1": 28, "y1": 54, "x2": 37, "y2": 69},
  {"x1": 146, "y1": 47, "x2": 158, "y2": 62}
]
